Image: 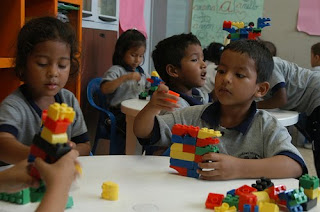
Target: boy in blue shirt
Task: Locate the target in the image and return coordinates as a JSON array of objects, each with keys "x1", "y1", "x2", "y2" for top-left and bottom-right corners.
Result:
[{"x1": 134, "y1": 40, "x2": 306, "y2": 180}]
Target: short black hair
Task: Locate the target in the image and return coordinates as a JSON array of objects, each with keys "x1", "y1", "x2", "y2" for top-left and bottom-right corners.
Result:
[
  {"x1": 223, "y1": 39, "x2": 274, "y2": 83},
  {"x1": 203, "y1": 42, "x2": 224, "y2": 64},
  {"x1": 152, "y1": 33, "x2": 201, "y2": 83},
  {"x1": 15, "y1": 16, "x2": 79, "y2": 81},
  {"x1": 311, "y1": 42, "x2": 320, "y2": 56},
  {"x1": 112, "y1": 29, "x2": 146, "y2": 67},
  {"x1": 261, "y1": 40, "x2": 277, "y2": 56}
]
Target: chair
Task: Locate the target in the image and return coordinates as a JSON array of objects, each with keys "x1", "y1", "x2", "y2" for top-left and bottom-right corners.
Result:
[{"x1": 87, "y1": 78, "x2": 117, "y2": 154}]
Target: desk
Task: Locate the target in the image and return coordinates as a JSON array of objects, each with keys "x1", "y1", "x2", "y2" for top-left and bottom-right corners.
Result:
[
  {"x1": 1, "y1": 156, "x2": 317, "y2": 212},
  {"x1": 121, "y1": 99, "x2": 149, "y2": 155},
  {"x1": 121, "y1": 99, "x2": 300, "y2": 155}
]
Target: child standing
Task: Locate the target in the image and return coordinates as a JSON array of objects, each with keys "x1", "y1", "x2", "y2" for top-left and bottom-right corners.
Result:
[
  {"x1": 257, "y1": 56, "x2": 320, "y2": 177},
  {"x1": 134, "y1": 40, "x2": 306, "y2": 180},
  {"x1": 151, "y1": 33, "x2": 209, "y2": 112},
  {"x1": 100, "y1": 29, "x2": 150, "y2": 154},
  {"x1": 201, "y1": 42, "x2": 224, "y2": 94},
  {"x1": 0, "y1": 16, "x2": 90, "y2": 165},
  {"x1": 311, "y1": 42, "x2": 320, "y2": 71}
]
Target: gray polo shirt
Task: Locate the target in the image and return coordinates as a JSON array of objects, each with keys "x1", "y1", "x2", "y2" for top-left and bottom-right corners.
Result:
[
  {"x1": 102, "y1": 65, "x2": 150, "y2": 108},
  {"x1": 139, "y1": 101, "x2": 307, "y2": 174},
  {"x1": 265, "y1": 57, "x2": 320, "y2": 116},
  {"x1": 0, "y1": 85, "x2": 88, "y2": 146}
]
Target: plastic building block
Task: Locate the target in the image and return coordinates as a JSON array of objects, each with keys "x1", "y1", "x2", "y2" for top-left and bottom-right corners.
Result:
[
  {"x1": 235, "y1": 185, "x2": 257, "y2": 197},
  {"x1": 65, "y1": 196, "x2": 74, "y2": 209},
  {"x1": 40, "y1": 127, "x2": 68, "y2": 144},
  {"x1": 299, "y1": 174, "x2": 319, "y2": 190},
  {"x1": 196, "y1": 137, "x2": 220, "y2": 147},
  {"x1": 139, "y1": 91, "x2": 149, "y2": 99},
  {"x1": 238, "y1": 193, "x2": 257, "y2": 212},
  {"x1": 170, "y1": 158, "x2": 198, "y2": 169},
  {"x1": 257, "y1": 17, "x2": 271, "y2": 29},
  {"x1": 243, "y1": 204, "x2": 259, "y2": 212},
  {"x1": 171, "y1": 124, "x2": 200, "y2": 137},
  {"x1": 252, "y1": 191, "x2": 270, "y2": 204},
  {"x1": 214, "y1": 202, "x2": 237, "y2": 212},
  {"x1": 205, "y1": 193, "x2": 224, "y2": 209},
  {"x1": 252, "y1": 177, "x2": 274, "y2": 191},
  {"x1": 170, "y1": 143, "x2": 183, "y2": 152},
  {"x1": 183, "y1": 135, "x2": 197, "y2": 145},
  {"x1": 223, "y1": 194, "x2": 239, "y2": 209},
  {"x1": 258, "y1": 202, "x2": 279, "y2": 212},
  {"x1": 304, "y1": 187, "x2": 319, "y2": 200},
  {"x1": 301, "y1": 197, "x2": 317, "y2": 211},
  {"x1": 198, "y1": 128, "x2": 222, "y2": 139},
  {"x1": 44, "y1": 116, "x2": 71, "y2": 134},
  {"x1": 164, "y1": 90, "x2": 180, "y2": 103},
  {"x1": 182, "y1": 144, "x2": 196, "y2": 153},
  {"x1": 195, "y1": 145, "x2": 219, "y2": 155},
  {"x1": 170, "y1": 150, "x2": 195, "y2": 161},
  {"x1": 187, "y1": 169, "x2": 199, "y2": 178},
  {"x1": 0, "y1": 188, "x2": 30, "y2": 204},
  {"x1": 101, "y1": 181, "x2": 119, "y2": 201},
  {"x1": 169, "y1": 165, "x2": 187, "y2": 176}
]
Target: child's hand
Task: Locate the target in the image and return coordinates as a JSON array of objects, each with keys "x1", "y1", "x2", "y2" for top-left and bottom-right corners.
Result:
[
  {"x1": 148, "y1": 84, "x2": 180, "y2": 112},
  {"x1": 197, "y1": 152, "x2": 240, "y2": 180},
  {"x1": 0, "y1": 160, "x2": 39, "y2": 193},
  {"x1": 34, "y1": 150, "x2": 79, "y2": 190},
  {"x1": 67, "y1": 141, "x2": 76, "y2": 149},
  {"x1": 128, "y1": 72, "x2": 141, "y2": 82}
]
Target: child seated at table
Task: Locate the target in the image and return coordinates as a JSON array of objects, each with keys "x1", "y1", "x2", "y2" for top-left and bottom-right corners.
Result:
[
  {"x1": 311, "y1": 42, "x2": 320, "y2": 71},
  {"x1": 257, "y1": 55, "x2": 320, "y2": 177},
  {"x1": 0, "y1": 17, "x2": 90, "y2": 166},
  {"x1": 152, "y1": 33, "x2": 209, "y2": 114},
  {"x1": 0, "y1": 150, "x2": 79, "y2": 211},
  {"x1": 100, "y1": 29, "x2": 150, "y2": 154},
  {"x1": 134, "y1": 39, "x2": 307, "y2": 180}
]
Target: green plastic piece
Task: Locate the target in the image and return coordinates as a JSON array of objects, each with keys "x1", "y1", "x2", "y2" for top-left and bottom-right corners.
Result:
[
  {"x1": 0, "y1": 188, "x2": 30, "y2": 205},
  {"x1": 195, "y1": 145, "x2": 219, "y2": 155},
  {"x1": 223, "y1": 194, "x2": 239, "y2": 209},
  {"x1": 66, "y1": 196, "x2": 74, "y2": 209},
  {"x1": 299, "y1": 174, "x2": 319, "y2": 189}
]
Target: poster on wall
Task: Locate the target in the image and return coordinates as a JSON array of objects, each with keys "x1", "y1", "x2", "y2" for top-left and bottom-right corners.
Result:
[{"x1": 191, "y1": 0, "x2": 264, "y2": 47}]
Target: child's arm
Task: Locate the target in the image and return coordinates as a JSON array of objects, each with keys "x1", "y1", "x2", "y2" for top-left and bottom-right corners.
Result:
[
  {"x1": 101, "y1": 72, "x2": 141, "y2": 94},
  {"x1": 0, "y1": 132, "x2": 30, "y2": 164},
  {"x1": 75, "y1": 141, "x2": 91, "y2": 156},
  {"x1": 35, "y1": 149, "x2": 79, "y2": 212},
  {"x1": 198, "y1": 153, "x2": 302, "y2": 180},
  {"x1": 134, "y1": 84, "x2": 180, "y2": 138},
  {"x1": 257, "y1": 87, "x2": 287, "y2": 109},
  {"x1": 0, "y1": 160, "x2": 39, "y2": 193}
]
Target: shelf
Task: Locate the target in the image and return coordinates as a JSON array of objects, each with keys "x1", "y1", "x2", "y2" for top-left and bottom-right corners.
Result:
[{"x1": 0, "y1": 58, "x2": 14, "y2": 68}]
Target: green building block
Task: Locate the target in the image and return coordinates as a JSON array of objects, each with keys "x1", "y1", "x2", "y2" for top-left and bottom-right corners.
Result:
[
  {"x1": 30, "y1": 182, "x2": 46, "y2": 202},
  {"x1": 66, "y1": 196, "x2": 74, "y2": 209},
  {"x1": 289, "y1": 187, "x2": 308, "y2": 207},
  {"x1": 299, "y1": 174, "x2": 319, "y2": 189},
  {"x1": 195, "y1": 145, "x2": 219, "y2": 155},
  {"x1": 0, "y1": 188, "x2": 30, "y2": 204},
  {"x1": 222, "y1": 194, "x2": 239, "y2": 209}
]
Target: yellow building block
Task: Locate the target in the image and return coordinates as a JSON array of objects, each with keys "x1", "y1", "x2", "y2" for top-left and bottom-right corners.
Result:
[
  {"x1": 171, "y1": 143, "x2": 183, "y2": 152},
  {"x1": 101, "y1": 181, "x2": 119, "y2": 201},
  {"x1": 41, "y1": 127, "x2": 68, "y2": 144},
  {"x1": 214, "y1": 203, "x2": 237, "y2": 212},
  {"x1": 253, "y1": 191, "x2": 270, "y2": 204},
  {"x1": 151, "y1": 70, "x2": 160, "y2": 77},
  {"x1": 304, "y1": 187, "x2": 319, "y2": 200},
  {"x1": 232, "y1": 21, "x2": 245, "y2": 29},
  {"x1": 47, "y1": 103, "x2": 75, "y2": 122},
  {"x1": 258, "y1": 202, "x2": 279, "y2": 212},
  {"x1": 198, "y1": 128, "x2": 222, "y2": 139},
  {"x1": 170, "y1": 150, "x2": 195, "y2": 161}
]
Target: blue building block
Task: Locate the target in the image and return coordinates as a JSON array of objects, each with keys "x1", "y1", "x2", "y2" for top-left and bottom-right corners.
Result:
[
  {"x1": 257, "y1": 17, "x2": 271, "y2": 29},
  {"x1": 187, "y1": 169, "x2": 199, "y2": 178},
  {"x1": 170, "y1": 158, "x2": 198, "y2": 169},
  {"x1": 183, "y1": 135, "x2": 196, "y2": 145},
  {"x1": 172, "y1": 135, "x2": 183, "y2": 143}
]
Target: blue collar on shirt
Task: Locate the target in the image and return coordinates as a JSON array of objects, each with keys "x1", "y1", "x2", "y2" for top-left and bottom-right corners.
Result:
[
  {"x1": 124, "y1": 65, "x2": 144, "y2": 74},
  {"x1": 19, "y1": 84, "x2": 62, "y2": 118},
  {"x1": 201, "y1": 101, "x2": 257, "y2": 134},
  {"x1": 171, "y1": 88, "x2": 204, "y2": 106}
]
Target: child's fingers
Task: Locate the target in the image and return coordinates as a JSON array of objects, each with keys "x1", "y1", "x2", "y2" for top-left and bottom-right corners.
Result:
[{"x1": 34, "y1": 157, "x2": 49, "y2": 171}]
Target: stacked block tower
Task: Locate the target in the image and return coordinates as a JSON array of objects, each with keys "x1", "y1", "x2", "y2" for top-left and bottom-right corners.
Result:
[
  {"x1": 205, "y1": 175, "x2": 319, "y2": 212},
  {"x1": 169, "y1": 124, "x2": 222, "y2": 179},
  {"x1": 139, "y1": 70, "x2": 164, "y2": 99},
  {"x1": 0, "y1": 103, "x2": 75, "y2": 208},
  {"x1": 223, "y1": 17, "x2": 271, "y2": 41}
]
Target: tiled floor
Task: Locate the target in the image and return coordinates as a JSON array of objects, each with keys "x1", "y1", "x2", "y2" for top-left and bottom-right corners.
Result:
[{"x1": 298, "y1": 147, "x2": 316, "y2": 176}]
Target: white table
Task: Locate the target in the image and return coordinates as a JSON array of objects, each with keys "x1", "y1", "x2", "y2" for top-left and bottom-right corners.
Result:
[
  {"x1": 1, "y1": 156, "x2": 317, "y2": 212},
  {"x1": 121, "y1": 99, "x2": 300, "y2": 155}
]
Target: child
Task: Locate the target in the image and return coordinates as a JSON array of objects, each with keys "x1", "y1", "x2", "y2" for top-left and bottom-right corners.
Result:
[
  {"x1": 100, "y1": 29, "x2": 150, "y2": 154},
  {"x1": 311, "y1": 42, "x2": 320, "y2": 71},
  {"x1": 152, "y1": 33, "x2": 209, "y2": 111},
  {"x1": 134, "y1": 40, "x2": 306, "y2": 180},
  {"x1": 0, "y1": 150, "x2": 79, "y2": 212},
  {"x1": 201, "y1": 42, "x2": 224, "y2": 94},
  {"x1": 261, "y1": 40, "x2": 277, "y2": 57},
  {"x1": 257, "y1": 56, "x2": 320, "y2": 177},
  {"x1": 0, "y1": 16, "x2": 90, "y2": 165}
]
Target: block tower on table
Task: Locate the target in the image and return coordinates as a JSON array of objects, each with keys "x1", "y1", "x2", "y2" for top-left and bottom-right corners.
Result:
[{"x1": 169, "y1": 124, "x2": 222, "y2": 178}]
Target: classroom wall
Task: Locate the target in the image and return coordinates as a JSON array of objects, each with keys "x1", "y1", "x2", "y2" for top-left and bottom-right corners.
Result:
[{"x1": 262, "y1": 0, "x2": 319, "y2": 69}]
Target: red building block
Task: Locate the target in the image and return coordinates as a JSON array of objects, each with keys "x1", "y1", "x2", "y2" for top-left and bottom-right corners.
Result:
[
  {"x1": 238, "y1": 193, "x2": 257, "y2": 212},
  {"x1": 183, "y1": 144, "x2": 196, "y2": 153},
  {"x1": 29, "y1": 144, "x2": 47, "y2": 160},
  {"x1": 165, "y1": 90, "x2": 180, "y2": 103},
  {"x1": 169, "y1": 165, "x2": 187, "y2": 176},
  {"x1": 205, "y1": 193, "x2": 224, "y2": 209},
  {"x1": 44, "y1": 116, "x2": 71, "y2": 134},
  {"x1": 223, "y1": 21, "x2": 232, "y2": 28},
  {"x1": 196, "y1": 137, "x2": 220, "y2": 147},
  {"x1": 171, "y1": 124, "x2": 199, "y2": 137},
  {"x1": 235, "y1": 185, "x2": 257, "y2": 197},
  {"x1": 194, "y1": 155, "x2": 203, "y2": 163}
]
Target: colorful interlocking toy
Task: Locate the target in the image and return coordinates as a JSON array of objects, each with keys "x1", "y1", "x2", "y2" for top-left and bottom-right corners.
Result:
[
  {"x1": 0, "y1": 103, "x2": 76, "y2": 207},
  {"x1": 205, "y1": 174, "x2": 319, "y2": 212},
  {"x1": 101, "y1": 181, "x2": 119, "y2": 201},
  {"x1": 223, "y1": 17, "x2": 271, "y2": 41},
  {"x1": 169, "y1": 124, "x2": 222, "y2": 178}
]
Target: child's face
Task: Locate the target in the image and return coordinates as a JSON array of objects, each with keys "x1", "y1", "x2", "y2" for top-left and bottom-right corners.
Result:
[
  {"x1": 310, "y1": 51, "x2": 319, "y2": 68},
  {"x1": 24, "y1": 40, "x2": 71, "y2": 98},
  {"x1": 215, "y1": 50, "x2": 261, "y2": 106},
  {"x1": 123, "y1": 46, "x2": 145, "y2": 70},
  {"x1": 176, "y1": 44, "x2": 207, "y2": 88}
]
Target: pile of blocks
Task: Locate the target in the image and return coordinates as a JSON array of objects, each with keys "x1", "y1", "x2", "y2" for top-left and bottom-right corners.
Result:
[
  {"x1": 169, "y1": 124, "x2": 222, "y2": 179},
  {"x1": 205, "y1": 175, "x2": 319, "y2": 212},
  {"x1": 0, "y1": 103, "x2": 75, "y2": 208},
  {"x1": 223, "y1": 17, "x2": 271, "y2": 41}
]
